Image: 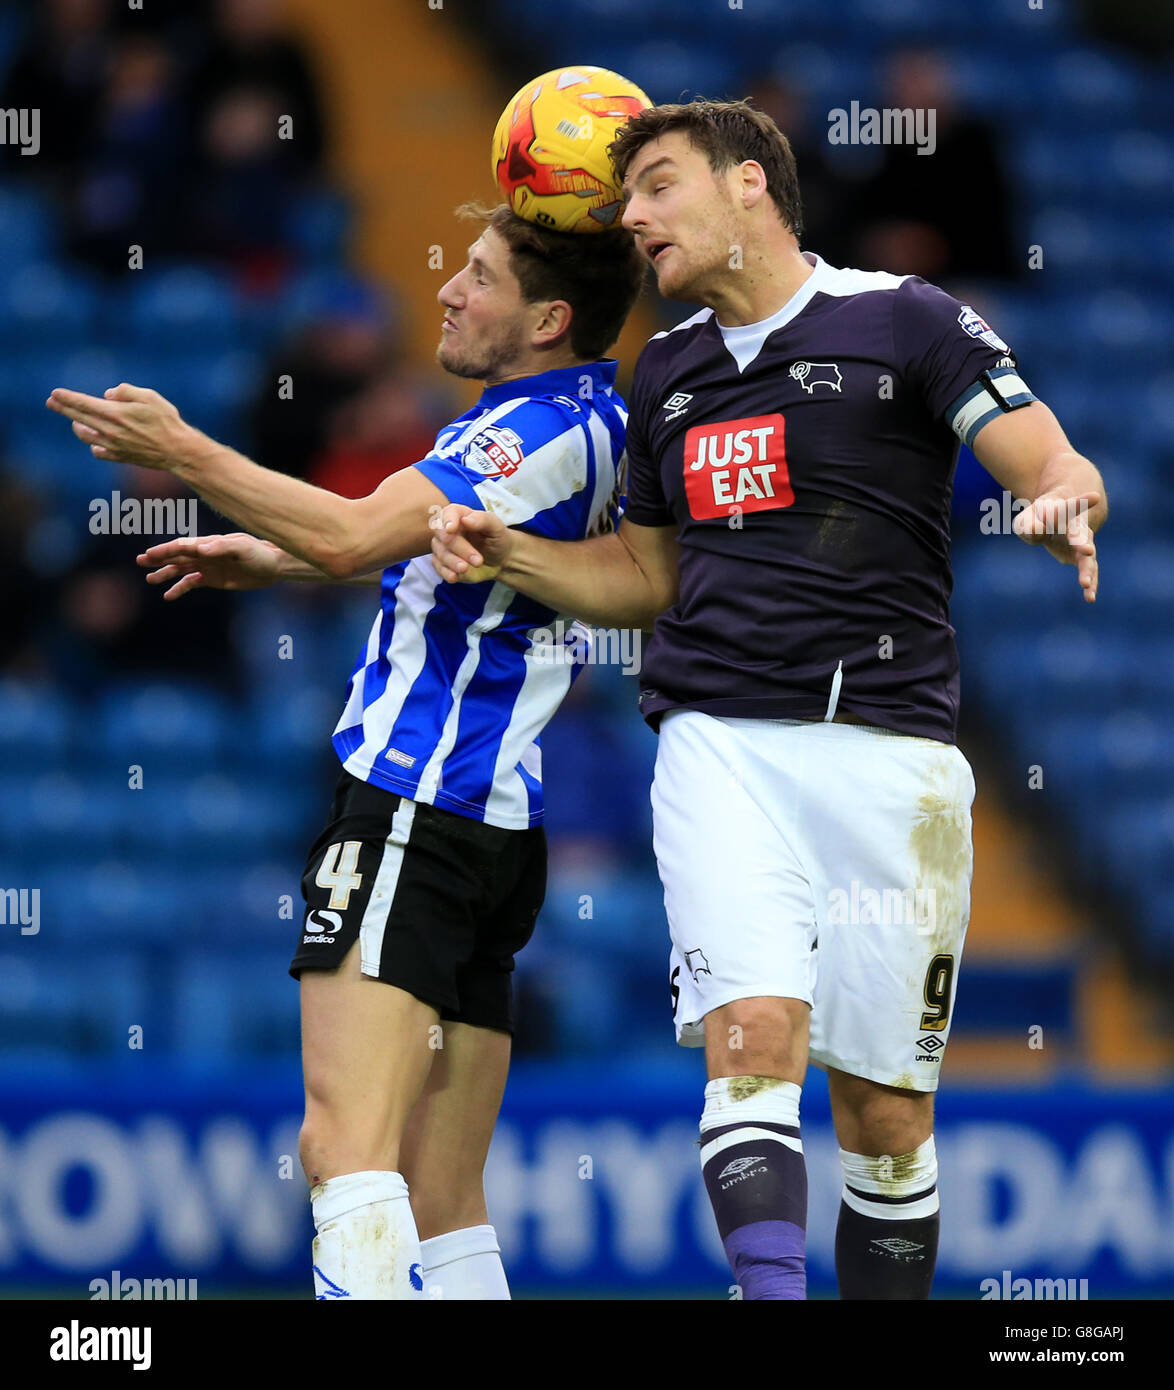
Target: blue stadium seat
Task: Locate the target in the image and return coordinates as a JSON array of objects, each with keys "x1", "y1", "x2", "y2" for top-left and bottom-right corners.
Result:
[
  {"x1": 3, "y1": 406, "x2": 117, "y2": 501},
  {"x1": 171, "y1": 949, "x2": 298, "y2": 1056},
  {"x1": 271, "y1": 266, "x2": 396, "y2": 341},
  {"x1": 956, "y1": 962, "x2": 1075, "y2": 1035},
  {"x1": 1104, "y1": 131, "x2": 1174, "y2": 208},
  {"x1": 15, "y1": 772, "x2": 120, "y2": 860},
  {"x1": 284, "y1": 187, "x2": 353, "y2": 267},
  {"x1": 95, "y1": 682, "x2": 235, "y2": 763},
  {"x1": 1052, "y1": 47, "x2": 1144, "y2": 119},
  {"x1": 0, "y1": 949, "x2": 149, "y2": 1056},
  {"x1": 0, "y1": 681, "x2": 73, "y2": 769},
  {"x1": 587, "y1": 40, "x2": 743, "y2": 104},
  {"x1": 1101, "y1": 798, "x2": 1174, "y2": 895},
  {"x1": 155, "y1": 350, "x2": 262, "y2": 440},
  {"x1": 118, "y1": 266, "x2": 245, "y2": 356},
  {"x1": 0, "y1": 183, "x2": 60, "y2": 266},
  {"x1": 0, "y1": 7, "x2": 26, "y2": 84},
  {"x1": 240, "y1": 687, "x2": 342, "y2": 765},
  {"x1": 0, "y1": 262, "x2": 100, "y2": 345}
]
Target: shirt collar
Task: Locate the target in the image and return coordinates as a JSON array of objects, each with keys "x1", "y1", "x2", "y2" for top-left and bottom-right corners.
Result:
[
  {"x1": 477, "y1": 358, "x2": 617, "y2": 409},
  {"x1": 716, "y1": 252, "x2": 828, "y2": 341}
]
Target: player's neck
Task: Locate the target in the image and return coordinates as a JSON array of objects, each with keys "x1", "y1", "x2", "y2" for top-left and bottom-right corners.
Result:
[
  {"x1": 706, "y1": 242, "x2": 814, "y2": 329},
  {"x1": 484, "y1": 352, "x2": 595, "y2": 388}
]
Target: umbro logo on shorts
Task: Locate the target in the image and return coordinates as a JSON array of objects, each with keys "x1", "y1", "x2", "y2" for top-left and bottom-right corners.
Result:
[{"x1": 915, "y1": 1034, "x2": 945, "y2": 1062}]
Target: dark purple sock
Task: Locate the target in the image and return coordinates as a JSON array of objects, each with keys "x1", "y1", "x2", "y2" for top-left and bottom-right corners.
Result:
[{"x1": 701, "y1": 1121, "x2": 807, "y2": 1300}]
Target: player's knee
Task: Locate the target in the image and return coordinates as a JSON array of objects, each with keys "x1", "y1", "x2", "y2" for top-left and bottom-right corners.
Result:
[
  {"x1": 298, "y1": 1105, "x2": 398, "y2": 1185},
  {"x1": 831, "y1": 1072, "x2": 934, "y2": 1156},
  {"x1": 710, "y1": 996, "x2": 808, "y2": 1075}
]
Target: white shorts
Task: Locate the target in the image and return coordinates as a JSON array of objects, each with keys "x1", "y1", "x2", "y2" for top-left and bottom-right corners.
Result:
[{"x1": 651, "y1": 710, "x2": 975, "y2": 1092}]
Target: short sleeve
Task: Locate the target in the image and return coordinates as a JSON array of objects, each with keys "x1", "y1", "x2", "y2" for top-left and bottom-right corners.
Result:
[
  {"x1": 414, "y1": 400, "x2": 596, "y2": 541},
  {"x1": 619, "y1": 387, "x2": 673, "y2": 528}
]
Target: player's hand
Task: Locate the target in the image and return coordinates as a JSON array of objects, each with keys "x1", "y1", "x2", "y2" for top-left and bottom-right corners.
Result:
[
  {"x1": 136, "y1": 533, "x2": 284, "y2": 600},
  {"x1": 46, "y1": 383, "x2": 195, "y2": 470},
  {"x1": 1012, "y1": 490, "x2": 1100, "y2": 603},
  {"x1": 430, "y1": 503, "x2": 514, "y2": 583}
]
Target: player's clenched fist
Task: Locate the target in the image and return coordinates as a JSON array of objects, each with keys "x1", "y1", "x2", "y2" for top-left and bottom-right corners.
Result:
[
  {"x1": 137, "y1": 533, "x2": 284, "y2": 600},
  {"x1": 430, "y1": 503, "x2": 513, "y2": 584}
]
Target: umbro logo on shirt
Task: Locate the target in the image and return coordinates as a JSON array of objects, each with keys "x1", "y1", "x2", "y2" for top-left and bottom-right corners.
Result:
[{"x1": 662, "y1": 391, "x2": 693, "y2": 421}]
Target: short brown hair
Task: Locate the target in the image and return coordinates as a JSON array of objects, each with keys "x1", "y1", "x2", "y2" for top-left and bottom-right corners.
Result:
[
  {"x1": 457, "y1": 203, "x2": 645, "y2": 360},
  {"x1": 609, "y1": 98, "x2": 803, "y2": 240}
]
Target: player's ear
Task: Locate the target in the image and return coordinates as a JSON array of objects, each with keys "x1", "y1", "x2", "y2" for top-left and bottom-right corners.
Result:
[
  {"x1": 533, "y1": 298, "x2": 573, "y2": 347},
  {"x1": 738, "y1": 159, "x2": 768, "y2": 210}
]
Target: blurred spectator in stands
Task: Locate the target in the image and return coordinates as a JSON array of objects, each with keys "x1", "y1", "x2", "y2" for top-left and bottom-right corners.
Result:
[
  {"x1": 67, "y1": 35, "x2": 190, "y2": 273},
  {"x1": 0, "y1": 471, "x2": 54, "y2": 675},
  {"x1": 48, "y1": 467, "x2": 241, "y2": 694},
  {"x1": 849, "y1": 50, "x2": 1018, "y2": 284},
  {"x1": 0, "y1": 0, "x2": 115, "y2": 183},
  {"x1": 308, "y1": 368, "x2": 452, "y2": 499},
  {"x1": 189, "y1": 0, "x2": 326, "y2": 174},
  {"x1": 747, "y1": 74, "x2": 861, "y2": 270},
  {"x1": 181, "y1": 81, "x2": 303, "y2": 286},
  {"x1": 247, "y1": 277, "x2": 399, "y2": 478},
  {"x1": 1081, "y1": 0, "x2": 1174, "y2": 55}
]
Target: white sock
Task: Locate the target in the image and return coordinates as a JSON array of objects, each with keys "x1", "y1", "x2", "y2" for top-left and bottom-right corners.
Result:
[
  {"x1": 418, "y1": 1224, "x2": 510, "y2": 1300},
  {"x1": 311, "y1": 1170, "x2": 423, "y2": 1300}
]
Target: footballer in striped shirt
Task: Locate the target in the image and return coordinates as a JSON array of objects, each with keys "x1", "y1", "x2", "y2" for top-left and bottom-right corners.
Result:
[{"x1": 47, "y1": 203, "x2": 644, "y2": 1300}]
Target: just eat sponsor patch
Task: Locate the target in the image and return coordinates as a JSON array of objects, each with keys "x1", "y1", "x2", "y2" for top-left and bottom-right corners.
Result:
[{"x1": 682, "y1": 413, "x2": 794, "y2": 519}]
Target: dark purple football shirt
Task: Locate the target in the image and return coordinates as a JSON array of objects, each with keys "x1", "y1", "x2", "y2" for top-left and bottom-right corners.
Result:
[{"x1": 623, "y1": 253, "x2": 1032, "y2": 743}]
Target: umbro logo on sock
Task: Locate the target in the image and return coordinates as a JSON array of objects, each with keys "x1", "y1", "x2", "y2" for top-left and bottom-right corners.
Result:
[
  {"x1": 870, "y1": 1237, "x2": 925, "y2": 1262},
  {"x1": 717, "y1": 1155, "x2": 768, "y2": 1189},
  {"x1": 718, "y1": 1155, "x2": 766, "y2": 1180}
]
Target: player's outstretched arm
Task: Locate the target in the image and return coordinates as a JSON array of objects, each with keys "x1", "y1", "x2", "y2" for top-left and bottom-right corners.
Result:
[
  {"x1": 46, "y1": 383, "x2": 445, "y2": 579},
  {"x1": 971, "y1": 400, "x2": 1107, "y2": 603},
  {"x1": 136, "y1": 534, "x2": 384, "y2": 600},
  {"x1": 431, "y1": 505, "x2": 679, "y2": 630}
]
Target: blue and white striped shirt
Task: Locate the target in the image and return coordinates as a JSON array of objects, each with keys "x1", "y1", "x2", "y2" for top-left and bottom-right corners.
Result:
[{"x1": 332, "y1": 360, "x2": 627, "y2": 829}]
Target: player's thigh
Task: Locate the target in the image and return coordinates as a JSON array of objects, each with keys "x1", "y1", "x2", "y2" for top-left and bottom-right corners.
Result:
[
  {"x1": 299, "y1": 939, "x2": 440, "y2": 1179},
  {"x1": 704, "y1": 995, "x2": 811, "y2": 1083},
  {"x1": 804, "y1": 730, "x2": 974, "y2": 1095},
  {"x1": 653, "y1": 712, "x2": 819, "y2": 1051},
  {"x1": 827, "y1": 1067, "x2": 934, "y2": 1157},
  {"x1": 399, "y1": 1020, "x2": 511, "y2": 1241}
]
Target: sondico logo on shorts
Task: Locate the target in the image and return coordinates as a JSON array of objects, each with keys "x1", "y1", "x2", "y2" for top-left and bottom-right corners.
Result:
[
  {"x1": 303, "y1": 909, "x2": 343, "y2": 944},
  {"x1": 683, "y1": 414, "x2": 794, "y2": 519}
]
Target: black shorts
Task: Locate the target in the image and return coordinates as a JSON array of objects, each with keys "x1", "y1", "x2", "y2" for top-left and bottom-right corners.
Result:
[{"x1": 289, "y1": 769, "x2": 546, "y2": 1034}]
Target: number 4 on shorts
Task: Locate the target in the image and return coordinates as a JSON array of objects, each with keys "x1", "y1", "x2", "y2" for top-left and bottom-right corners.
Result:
[{"x1": 316, "y1": 841, "x2": 363, "y2": 911}]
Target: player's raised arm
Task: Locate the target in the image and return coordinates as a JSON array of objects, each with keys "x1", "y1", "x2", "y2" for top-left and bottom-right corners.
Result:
[
  {"x1": 432, "y1": 507, "x2": 680, "y2": 630},
  {"x1": 969, "y1": 398, "x2": 1107, "y2": 603},
  {"x1": 136, "y1": 534, "x2": 385, "y2": 600},
  {"x1": 45, "y1": 383, "x2": 446, "y2": 579}
]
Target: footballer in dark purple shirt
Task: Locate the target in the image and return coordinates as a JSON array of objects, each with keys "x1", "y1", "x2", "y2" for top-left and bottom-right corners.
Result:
[{"x1": 432, "y1": 100, "x2": 1106, "y2": 1302}]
